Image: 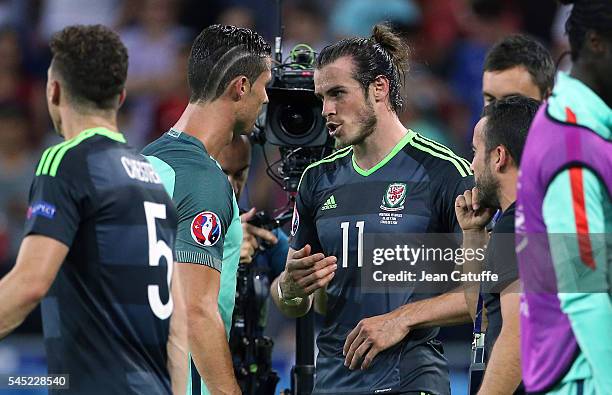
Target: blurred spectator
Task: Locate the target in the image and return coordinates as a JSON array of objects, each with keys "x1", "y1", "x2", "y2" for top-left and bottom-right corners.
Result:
[
  {"x1": 282, "y1": 1, "x2": 327, "y2": 56},
  {"x1": 38, "y1": 0, "x2": 121, "y2": 40},
  {"x1": 447, "y1": 0, "x2": 522, "y2": 151},
  {"x1": 0, "y1": 1, "x2": 12, "y2": 26},
  {"x1": 152, "y1": 43, "x2": 190, "y2": 140},
  {"x1": 0, "y1": 26, "x2": 47, "y2": 146},
  {"x1": 401, "y1": 68, "x2": 456, "y2": 148},
  {"x1": 330, "y1": 0, "x2": 421, "y2": 39},
  {"x1": 0, "y1": 103, "x2": 37, "y2": 270},
  {"x1": 217, "y1": 5, "x2": 256, "y2": 30},
  {"x1": 120, "y1": 0, "x2": 192, "y2": 148}
]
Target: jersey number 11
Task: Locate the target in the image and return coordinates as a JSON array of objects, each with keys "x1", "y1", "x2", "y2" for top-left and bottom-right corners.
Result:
[{"x1": 340, "y1": 221, "x2": 364, "y2": 268}]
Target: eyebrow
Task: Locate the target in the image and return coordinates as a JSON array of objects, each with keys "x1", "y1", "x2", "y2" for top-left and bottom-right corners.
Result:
[
  {"x1": 483, "y1": 92, "x2": 495, "y2": 101},
  {"x1": 315, "y1": 85, "x2": 344, "y2": 99}
]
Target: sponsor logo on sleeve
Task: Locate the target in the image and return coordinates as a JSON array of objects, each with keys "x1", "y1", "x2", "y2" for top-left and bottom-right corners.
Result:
[
  {"x1": 191, "y1": 211, "x2": 222, "y2": 246},
  {"x1": 291, "y1": 205, "x2": 300, "y2": 237},
  {"x1": 27, "y1": 201, "x2": 56, "y2": 219}
]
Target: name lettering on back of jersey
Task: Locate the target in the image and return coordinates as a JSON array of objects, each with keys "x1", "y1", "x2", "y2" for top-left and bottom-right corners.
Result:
[
  {"x1": 121, "y1": 157, "x2": 162, "y2": 184},
  {"x1": 27, "y1": 201, "x2": 56, "y2": 219},
  {"x1": 321, "y1": 195, "x2": 337, "y2": 211},
  {"x1": 380, "y1": 183, "x2": 407, "y2": 212},
  {"x1": 191, "y1": 211, "x2": 221, "y2": 246}
]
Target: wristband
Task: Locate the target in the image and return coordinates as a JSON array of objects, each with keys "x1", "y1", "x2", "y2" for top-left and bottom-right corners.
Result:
[{"x1": 277, "y1": 279, "x2": 304, "y2": 306}]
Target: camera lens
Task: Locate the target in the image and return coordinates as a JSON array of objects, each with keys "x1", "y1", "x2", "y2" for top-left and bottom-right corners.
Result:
[{"x1": 279, "y1": 104, "x2": 315, "y2": 137}]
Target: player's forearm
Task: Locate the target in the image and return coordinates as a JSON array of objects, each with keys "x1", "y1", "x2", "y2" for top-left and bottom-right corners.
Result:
[
  {"x1": 396, "y1": 290, "x2": 471, "y2": 331},
  {"x1": 271, "y1": 273, "x2": 312, "y2": 318},
  {"x1": 0, "y1": 269, "x2": 45, "y2": 339},
  {"x1": 187, "y1": 308, "x2": 240, "y2": 394},
  {"x1": 167, "y1": 330, "x2": 187, "y2": 395},
  {"x1": 461, "y1": 230, "x2": 488, "y2": 321},
  {"x1": 477, "y1": 326, "x2": 522, "y2": 394}
]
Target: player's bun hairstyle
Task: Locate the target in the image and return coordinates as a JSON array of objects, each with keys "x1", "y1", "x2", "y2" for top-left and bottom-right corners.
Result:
[
  {"x1": 188, "y1": 24, "x2": 271, "y2": 103},
  {"x1": 484, "y1": 34, "x2": 555, "y2": 100},
  {"x1": 316, "y1": 23, "x2": 410, "y2": 114},
  {"x1": 557, "y1": 0, "x2": 612, "y2": 60},
  {"x1": 50, "y1": 24, "x2": 128, "y2": 110}
]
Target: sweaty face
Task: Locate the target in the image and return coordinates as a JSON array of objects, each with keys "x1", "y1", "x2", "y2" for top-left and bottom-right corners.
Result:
[
  {"x1": 471, "y1": 117, "x2": 501, "y2": 209},
  {"x1": 314, "y1": 57, "x2": 377, "y2": 149},
  {"x1": 216, "y1": 135, "x2": 251, "y2": 200},
  {"x1": 482, "y1": 66, "x2": 542, "y2": 106}
]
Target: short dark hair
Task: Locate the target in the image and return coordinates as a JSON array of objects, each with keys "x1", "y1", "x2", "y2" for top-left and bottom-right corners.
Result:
[
  {"x1": 482, "y1": 95, "x2": 540, "y2": 166},
  {"x1": 50, "y1": 24, "x2": 128, "y2": 110},
  {"x1": 484, "y1": 34, "x2": 555, "y2": 99},
  {"x1": 559, "y1": 0, "x2": 612, "y2": 60},
  {"x1": 188, "y1": 24, "x2": 271, "y2": 103},
  {"x1": 316, "y1": 23, "x2": 410, "y2": 114}
]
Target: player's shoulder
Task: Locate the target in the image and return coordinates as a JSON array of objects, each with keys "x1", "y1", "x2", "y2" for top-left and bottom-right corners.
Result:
[
  {"x1": 298, "y1": 146, "x2": 353, "y2": 190},
  {"x1": 402, "y1": 131, "x2": 472, "y2": 181},
  {"x1": 143, "y1": 132, "x2": 221, "y2": 174},
  {"x1": 35, "y1": 128, "x2": 126, "y2": 180},
  {"x1": 493, "y1": 204, "x2": 516, "y2": 234}
]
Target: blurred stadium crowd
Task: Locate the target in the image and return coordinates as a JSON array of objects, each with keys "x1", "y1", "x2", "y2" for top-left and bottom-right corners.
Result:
[{"x1": 0, "y1": 0, "x2": 573, "y2": 392}]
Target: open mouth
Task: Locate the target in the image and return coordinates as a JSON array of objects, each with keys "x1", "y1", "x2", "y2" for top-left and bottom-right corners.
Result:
[{"x1": 327, "y1": 122, "x2": 342, "y2": 136}]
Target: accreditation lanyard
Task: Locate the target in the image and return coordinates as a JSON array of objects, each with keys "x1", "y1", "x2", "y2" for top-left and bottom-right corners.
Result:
[{"x1": 472, "y1": 293, "x2": 485, "y2": 352}]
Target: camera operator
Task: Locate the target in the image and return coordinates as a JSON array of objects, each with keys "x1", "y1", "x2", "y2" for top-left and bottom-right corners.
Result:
[
  {"x1": 216, "y1": 134, "x2": 288, "y2": 272},
  {"x1": 217, "y1": 134, "x2": 289, "y2": 394}
]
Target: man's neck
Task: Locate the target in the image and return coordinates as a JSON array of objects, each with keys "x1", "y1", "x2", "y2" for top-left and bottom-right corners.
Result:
[
  {"x1": 60, "y1": 109, "x2": 118, "y2": 141},
  {"x1": 571, "y1": 62, "x2": 611, "y2": 107},
  {"x1": 352, "y1": 114, "x2": 407, "y2": 171},
  {"x1": 498, "y1": 171, "x2": 517, "y2": 212},
  {"x1": 172, "y1": 101, "x2": 235, "y2": 159}
]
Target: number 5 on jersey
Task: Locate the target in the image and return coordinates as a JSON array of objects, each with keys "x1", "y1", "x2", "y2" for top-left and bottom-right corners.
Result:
[{"x1": 144, "y1": 201, "x2": 173, "y2": 320}]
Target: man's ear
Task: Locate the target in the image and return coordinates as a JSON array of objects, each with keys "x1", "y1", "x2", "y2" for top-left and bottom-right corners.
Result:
[
  {"x1": 371, "y1": 75, "x2": 390, "y2": 103},
  {"x1": 49, "y1": 80, "x2": 61, "y2": 106},
  {"x1": 229, "y1": 76, "x2": 250, "y2": 102},
  {"x1": 496, "y1": 145, "x2": 514, "y2": 172}
]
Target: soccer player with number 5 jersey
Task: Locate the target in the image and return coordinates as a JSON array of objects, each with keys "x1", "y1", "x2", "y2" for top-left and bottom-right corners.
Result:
[{"x1": 0, "y1": 25, "x2": 177, "y2": 394}]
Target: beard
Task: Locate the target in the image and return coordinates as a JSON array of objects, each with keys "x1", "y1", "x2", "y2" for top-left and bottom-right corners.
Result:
[
  {"x1": 475, "y1": 165, "x2": 501, "y2": 209},
  {"x1": 335, "y1": 98, "x2": 377, "y2": 149}
]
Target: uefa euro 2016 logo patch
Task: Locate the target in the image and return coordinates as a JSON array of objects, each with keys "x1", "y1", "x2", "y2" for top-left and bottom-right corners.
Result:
[
  {"x1": 380, "y1": 182, "x2": 407, "y2": 211},
  {"x1": 191, "y1": 211, "x2": 221, "y2": 246}
]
